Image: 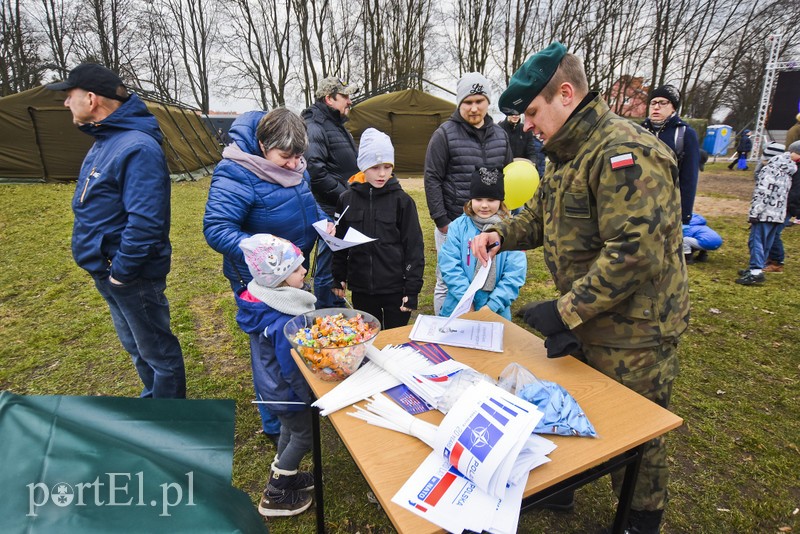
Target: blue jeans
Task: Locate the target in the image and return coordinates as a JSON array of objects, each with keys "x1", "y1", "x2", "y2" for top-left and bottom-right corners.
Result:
[
  {"x1": 249, "y1": 333, "x2": 282, "y2": 435},
  {"x1": 313, "y1": 239, "x2": 345, "y2": 309},
  {"x1": 93, "y1": 276, "x2": 186, "y2": 398},
  {"x1": 748, "y1": 222, "x2": 782, "y2": 270},
  {"x1": 767, "y1": 215, "x2": 792, "y2": 264}
]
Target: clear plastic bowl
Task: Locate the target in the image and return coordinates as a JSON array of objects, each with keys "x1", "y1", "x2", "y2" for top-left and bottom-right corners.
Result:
[{"x1": 283, "y1": 308, "x2": 381, "y2": 382}]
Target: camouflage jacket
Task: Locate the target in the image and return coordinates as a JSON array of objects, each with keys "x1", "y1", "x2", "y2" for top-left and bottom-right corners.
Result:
[{"x1": 489, "y1": 95, "x2": 690, "y2": 348}]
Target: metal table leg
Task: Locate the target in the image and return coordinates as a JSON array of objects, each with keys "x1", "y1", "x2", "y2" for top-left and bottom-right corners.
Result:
[
  {"x1": 611, "y1": 443, "x2": 644, "y2": 534},
  {"x1": 311, "y1": 406, "x2": 325, "y2": 533}
]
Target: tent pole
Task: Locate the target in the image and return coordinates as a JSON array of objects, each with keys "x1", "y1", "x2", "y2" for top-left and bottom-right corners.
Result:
[{"x1": 159, "y1": 102, "x2": 211, "y2": 177}]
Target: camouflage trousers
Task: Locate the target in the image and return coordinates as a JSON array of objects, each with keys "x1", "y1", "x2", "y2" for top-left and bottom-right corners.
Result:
[{"x1": 579, "y1": 341, "x2": 680, "y2": 511}]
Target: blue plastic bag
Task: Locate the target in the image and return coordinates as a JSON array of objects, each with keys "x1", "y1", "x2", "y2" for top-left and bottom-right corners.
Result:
[
  {"x1": 497, "y1": 363, "x2": 597, "y2": 437},
  {"x1": 737, "y1": 154, "x2": 748, "y2": 170}
]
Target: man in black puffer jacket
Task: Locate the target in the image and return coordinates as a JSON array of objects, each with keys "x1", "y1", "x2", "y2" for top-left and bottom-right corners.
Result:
[
  {"x1": 424, "y1": 72, "x2": 512, "y2": 314},
  {"x1": 302, "y1": 77, "x2": 359, "y2": 307}
]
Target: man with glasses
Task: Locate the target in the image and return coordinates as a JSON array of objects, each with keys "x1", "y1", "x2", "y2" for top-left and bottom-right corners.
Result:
[
  {"x1": 424, "y1": 72, "x2": 512, "y2": 314},
  {"x1": 643, "y1": 85, "x2": 700, "y2": 228},
  {"x1": 302, "y1": 77, "x2": 359, "y2": 308}
]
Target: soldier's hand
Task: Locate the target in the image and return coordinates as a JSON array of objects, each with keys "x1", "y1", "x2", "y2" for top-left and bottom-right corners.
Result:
[
  {"x1": 523, "y1": 299, "x2": 567, "y2": 337},
  {"x1": 544, "y1": 331, "x2": 582, "y2": 358},
  {"x1": 472, "y1": 231, "x2": 502, "y2": 267}
]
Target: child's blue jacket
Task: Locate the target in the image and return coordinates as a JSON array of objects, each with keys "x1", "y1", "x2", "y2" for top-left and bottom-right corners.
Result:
[{"x1": 439, "y1": 214, "x2": 527, "y2": 319}]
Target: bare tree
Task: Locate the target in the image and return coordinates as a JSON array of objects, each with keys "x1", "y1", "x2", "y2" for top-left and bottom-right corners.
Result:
[
  {"x1": 223, "y1": 0, "x2": 293, "y2": 108},
  {"x1": 76, "y1": 0, "x2": 140, "y2": 80},
  {"x1": 451, "y1": 0, "x2": 497, "y2": 73},
  {"x1": 163, "y1": 0, "x2": 216, "y2": 113},
  {"x1": 36, "y1": 0, "x2": 77, "y2": 77},
  {"x1": 1, "y1": 0, "x2": 45, "y2": 95},
  {"x1": 136, "y1": 0, "x2": 182, "y2": 102}
]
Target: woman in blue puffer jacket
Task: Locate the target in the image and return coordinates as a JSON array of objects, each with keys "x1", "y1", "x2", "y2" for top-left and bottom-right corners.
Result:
[
  {"x1": 204, "y1": 109, "x2": 330, "y2": 290},
  {"x1": 203, "y1": 108, "x2": 332, "y2": 441}
]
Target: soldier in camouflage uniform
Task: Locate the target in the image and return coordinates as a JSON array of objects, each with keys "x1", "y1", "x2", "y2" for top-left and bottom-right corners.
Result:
[{"x1": 473, "y1": 43, "x2": 690, "y2": 534}]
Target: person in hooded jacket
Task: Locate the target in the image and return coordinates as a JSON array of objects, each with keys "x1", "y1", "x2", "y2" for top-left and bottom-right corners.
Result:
[
  {"x1": 643, "y1": 85, "x2": 700, "y2": 225},
  {"x1": 46, "y1": 63, "x2": 186, "y2": 399},
  {"x1": 204, "y1": 108, "x2": 332, "y2": 442},
  {"x1": 332, "y1": 129, "x2": 424, "y2": 329}
]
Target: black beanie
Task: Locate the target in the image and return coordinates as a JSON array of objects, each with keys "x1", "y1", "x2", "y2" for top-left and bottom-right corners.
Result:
[
  {"x1": 470, "y1": 167, "x2": 505, "y2": 201},
  {"x1": 650, "y1": 85, "x2": 681, "y2": 110}
]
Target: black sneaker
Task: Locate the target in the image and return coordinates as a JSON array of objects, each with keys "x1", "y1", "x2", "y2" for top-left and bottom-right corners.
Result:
[
  {"x1": 684, "y1": 253, "x2": 695, "y2": 265},
  {"x1": 695, "y1": 250, "x2": 708, "y2": 262},
  {"x1": 735, "y1": 272, "x2": 765, "y2": 285}
]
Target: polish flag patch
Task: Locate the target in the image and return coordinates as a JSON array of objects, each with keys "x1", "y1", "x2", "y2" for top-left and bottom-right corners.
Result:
[{"x1": 610, "y1": 153, "x2": 635, "y2": 170}]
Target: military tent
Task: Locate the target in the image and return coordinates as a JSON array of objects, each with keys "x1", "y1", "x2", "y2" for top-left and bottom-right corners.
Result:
[
  {"x1": 345, "y1": 89, "x2": 456, "y2": 173},
  {"x1": 0, "y1": 86, "x2": 221, "y2": 183}
]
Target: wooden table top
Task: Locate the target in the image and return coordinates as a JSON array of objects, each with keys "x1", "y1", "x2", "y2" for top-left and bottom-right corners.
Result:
[{"x1": 292, "y1": 308, "x2": 683, "y2": 533}]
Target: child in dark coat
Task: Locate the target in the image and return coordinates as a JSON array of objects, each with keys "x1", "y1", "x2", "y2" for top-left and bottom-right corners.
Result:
[
  {"x1": 332, "y1": 128, "x2": 424, "y2": 329},
  {"x1": 236, "y1": 234, "x2": 317, "y2": 517}
]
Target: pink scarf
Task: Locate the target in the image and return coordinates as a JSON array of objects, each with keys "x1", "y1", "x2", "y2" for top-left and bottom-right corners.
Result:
[{"x1": 222, "y1": 144, "x2": 307, "y2": 187}]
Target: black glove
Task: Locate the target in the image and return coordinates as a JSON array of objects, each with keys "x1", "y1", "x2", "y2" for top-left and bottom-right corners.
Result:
[
  {"x1": 748, "y1": 217, "x2": 758, "y2": 224},
  {"x1": 544, "y1": 331, "x2": 582, "y2": 358},
  {"x1": 523, "y1": 299, "x2": 567, "y2": 337}
]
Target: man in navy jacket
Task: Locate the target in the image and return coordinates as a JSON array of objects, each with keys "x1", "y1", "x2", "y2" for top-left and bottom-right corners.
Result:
[
  {"x1": 47, "y1": 64, "x2": 185, "y2": 398},
  {"x1": 643, "y1": 85, "x2": 701, "y2": 225},
  {"x1": 301, "y1": 77, "x2": 359, "y2": 308}
]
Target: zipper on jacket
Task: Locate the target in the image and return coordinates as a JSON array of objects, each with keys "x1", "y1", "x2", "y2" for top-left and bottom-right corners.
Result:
[
  {"x1": 293, "y1": 188, "x2": 309, "y2": 230},
  {"x1": 369, "y1": 187, "x2": 374, "y2": 294},
  {"x1": 80, "y1": 167, "x2": 95, "y2": 203}
]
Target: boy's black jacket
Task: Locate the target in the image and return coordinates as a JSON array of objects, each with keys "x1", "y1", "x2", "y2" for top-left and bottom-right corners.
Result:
[{"x1": 333, "y1": 176, "x2": 424, "y2": 308}]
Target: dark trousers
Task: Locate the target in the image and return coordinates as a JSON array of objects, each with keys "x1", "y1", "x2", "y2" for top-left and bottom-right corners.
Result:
[
  {"x1": 276, "y1": 408, "x2": 313, "y2": 470},
  {"x1": 767, "y1": 215, "x2": 792, "y2": 264},
  {"x1": 352, "y1": 291, "x2": 411, "y2": 330},
  {"x1": 93, "y1": 275, "x2": 186, "y2": 398},
  {"x1": 249, "y1": 333, "x2": 282, "y2": 435}
]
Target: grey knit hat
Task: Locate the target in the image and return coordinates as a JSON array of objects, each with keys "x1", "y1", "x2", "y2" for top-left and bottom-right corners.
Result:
[
  {"x1": 789, "y1": 141, "x2": 800, "y2": 155},
  {"x1": 457, "y1": 72, "x2": 491, "y2": 106}
]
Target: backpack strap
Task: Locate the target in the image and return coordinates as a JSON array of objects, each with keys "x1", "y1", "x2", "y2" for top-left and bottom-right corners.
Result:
[{"x1": 674, "y1": 125, "x2": 686, "y2": 165}]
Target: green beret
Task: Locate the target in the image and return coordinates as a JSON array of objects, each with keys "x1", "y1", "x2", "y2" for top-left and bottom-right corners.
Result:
[{"x1": 499, "y1": 42, "x2": 567, "y2": 113}]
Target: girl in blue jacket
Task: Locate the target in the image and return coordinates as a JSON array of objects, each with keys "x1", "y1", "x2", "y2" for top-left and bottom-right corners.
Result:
[{"x1": 438, "y1": 167, "x2": 527, "y2": 320}]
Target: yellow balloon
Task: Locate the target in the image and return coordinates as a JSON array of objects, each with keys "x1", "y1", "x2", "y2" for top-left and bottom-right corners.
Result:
[{"x1": 503, "y1": 159, "x2": 540, "y2": 210}]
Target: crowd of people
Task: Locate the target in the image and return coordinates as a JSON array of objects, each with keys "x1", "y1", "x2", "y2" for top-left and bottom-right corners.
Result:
[{"x1": 45, "y1": 41, "x2": 797, "y2": 533}]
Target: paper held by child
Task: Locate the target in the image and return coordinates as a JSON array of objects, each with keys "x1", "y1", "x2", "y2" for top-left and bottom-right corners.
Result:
[
  {"x1": 409, "y1": 314, "x2": 504, "y2": 352},
  {"x1": 312, "y1": 219, "x2": 376, "y2": 252},
  {"x1": 441, "y1": 258, "x2": 492, "y2": 329}
]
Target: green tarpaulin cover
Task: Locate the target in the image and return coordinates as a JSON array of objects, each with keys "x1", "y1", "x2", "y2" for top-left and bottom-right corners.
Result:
[{"x1": 0, "y1": 392, "x2": 267, "y2": 533}]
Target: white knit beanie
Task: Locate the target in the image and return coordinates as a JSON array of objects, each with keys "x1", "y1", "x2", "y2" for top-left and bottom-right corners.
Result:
[
  {"x1": 239, "y1": 234, "x2": 304, "y2": 288},
  {"x1": 357, "y1": 128, "x2": 394, "y2": 171},
  {"x1": 457, "y1": 72, "x2": 491, "y2": 106}
]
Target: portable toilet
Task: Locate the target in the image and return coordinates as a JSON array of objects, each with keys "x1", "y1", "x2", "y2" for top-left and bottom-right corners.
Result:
[{"x1": 703, "y1": 124, "x2": 733, "y2": 156}]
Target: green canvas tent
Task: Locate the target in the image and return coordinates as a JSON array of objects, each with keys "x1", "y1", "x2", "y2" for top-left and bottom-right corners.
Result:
[
  {"x1": 0, "y1": 86, "x2": 222, "y2": 183},
  {"x1": 345, "y1": 89, "x2": 456, "y2": 173}
]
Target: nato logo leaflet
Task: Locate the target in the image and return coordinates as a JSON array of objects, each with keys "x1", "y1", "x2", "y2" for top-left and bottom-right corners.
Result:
[{"x1": 453, "y1": 413, "x2": 502, "y2": 463}]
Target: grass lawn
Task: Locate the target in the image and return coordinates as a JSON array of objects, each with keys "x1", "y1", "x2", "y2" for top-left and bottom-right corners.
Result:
[{"x1": 1, "y1": 177, "x2": 798, "y2": 533}]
